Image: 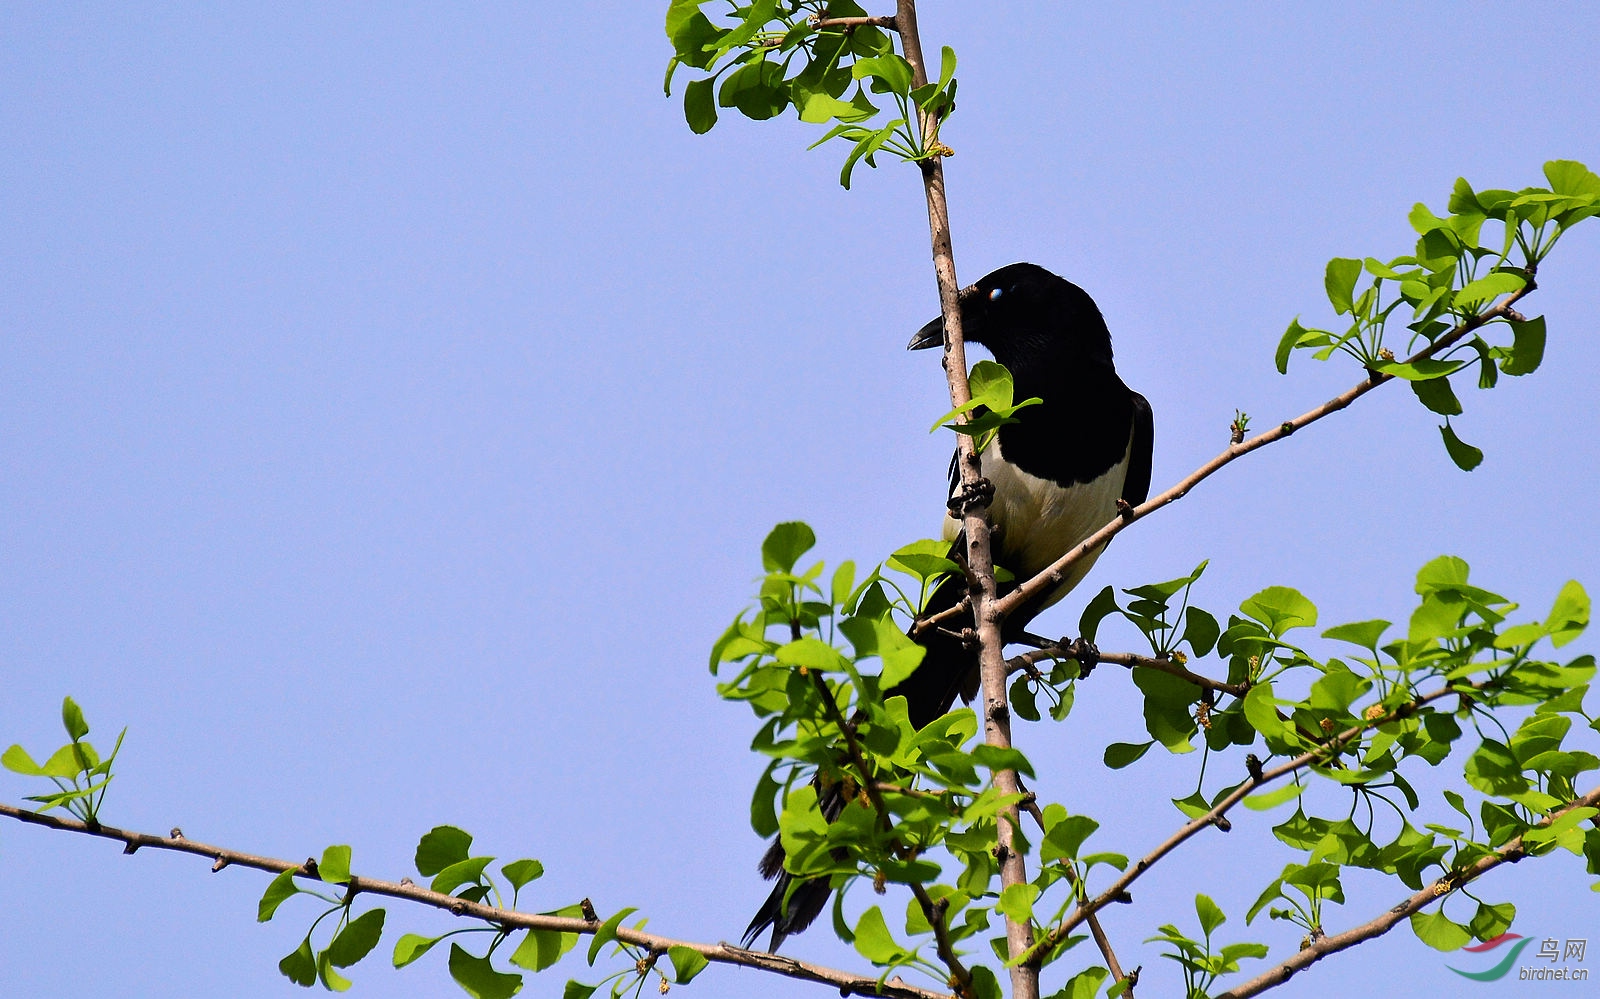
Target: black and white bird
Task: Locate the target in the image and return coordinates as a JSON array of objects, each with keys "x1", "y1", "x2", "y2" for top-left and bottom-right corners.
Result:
[{"x1": 742, "y1": 262, "x2": 1154, "y2": 951}]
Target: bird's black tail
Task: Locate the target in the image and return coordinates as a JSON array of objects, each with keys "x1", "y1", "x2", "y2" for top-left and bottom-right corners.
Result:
[{"x1": 741, "y1": 783, "x2": 847, "y2": 951}]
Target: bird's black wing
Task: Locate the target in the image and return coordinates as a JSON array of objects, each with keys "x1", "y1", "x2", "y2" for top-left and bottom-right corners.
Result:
[
  {"x1": 1122, "y1": 391, "x2": 1154, "y2": 506},
  {"x1": 887, "y1": 553, "x2": 979, "y2": 728}
]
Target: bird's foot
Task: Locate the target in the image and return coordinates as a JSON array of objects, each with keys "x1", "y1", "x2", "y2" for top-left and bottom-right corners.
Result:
[
  {"x1": 947, "y1": 476, "x2": 995, "y2": 518},
  {"x1": 1064, "y1": 636, "x2": 1100, "y2": 677}
]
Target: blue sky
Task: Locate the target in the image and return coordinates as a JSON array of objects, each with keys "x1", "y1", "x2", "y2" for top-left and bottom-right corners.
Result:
[{"x1": 3, "y1": 4, "x2": 1598, "y2": 997}]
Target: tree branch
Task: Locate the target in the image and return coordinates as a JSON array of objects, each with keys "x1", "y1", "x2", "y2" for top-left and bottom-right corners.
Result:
[
  {"x1": 1216, "y1": 783, "x2": 1600, "y2": 998},
  {"x1": 1023, "y1": 679, "x2": 1480, "y2": 962},
  {"x1": 1007, "y1": 644, "x2": 1250, "y2": 699},
  {"x1": 892, "y1": 2, "x2": 1038, "y2": 997},
  {"x1": 814, "y1": 15, "x2": 897, "y2": 31},
  {"x1": 1019, "y1": 797, "x2": 1136, "y2": 999},
  {"x1": 0, "y1": 802, "x2": 954, "y2": 999},
  {"x1": 917, "y1": 285, "x2": 1538, "y2": 639}
]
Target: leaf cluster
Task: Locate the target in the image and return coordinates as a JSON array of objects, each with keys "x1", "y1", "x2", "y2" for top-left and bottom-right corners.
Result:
[
  {"x1": 1146, "y1": 895, "x2": 1268, "y2": 999},
  {"x1": 1072, "y1": 562, "x2": 1225, "y2": 762},
  {"x1": 258, "y1": 844, "x2": 390, "y2": 994},
  {"x1": 2, "y1": 697, "x2": 124, "y2": 825},
  {"x1": 1277, "y1": 160, "x2": 1598, "y2": 469},
  {"x1": 1119, "y1": 554, "x2": 1595, "y2": 956},
  {"x1": 257, "y1": 824, "x2": 697, "y2": 998},
  {"x1": 714, "y1": 523, "x2": 1060, "y2": 996},
  {"x1": 718, "y1": 504, "x2": 1599, "y2": 994},
  {"x1": 665, "y1": 1, "x2": 959, "y2": 187},
  {"x1": 931, "y1": 360, "x2": 1043, "y2": 455}
]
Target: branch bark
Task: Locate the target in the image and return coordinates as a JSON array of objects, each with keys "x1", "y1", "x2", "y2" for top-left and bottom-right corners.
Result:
[
  {"x1": 0, "y1": 802, "x2": 954, "y2": 999},
  {"x1": 814, "y1": 15, "x2": 897, "y2": 31},
  {"x1": 1216, "y1": 783, "x2": 1600, "y2": 999},
  {"x1": 1008, "y1": 644, "x2": 1250, "y2": 699},
  {"x1": 1024, "y1": 679, "x2": 1481, "y2": 961},
  {"x1": 892, "y1": 2, "x2": 1038, "y2": 996}
]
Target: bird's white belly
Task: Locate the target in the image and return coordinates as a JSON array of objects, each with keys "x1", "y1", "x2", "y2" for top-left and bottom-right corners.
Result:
[{"x1": 942, "y1": 436, "x2": 1131, "y2": 609}]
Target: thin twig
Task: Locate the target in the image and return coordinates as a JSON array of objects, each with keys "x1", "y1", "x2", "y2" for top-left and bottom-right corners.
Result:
[
  {"x1": 806, "y1": 672, "x2": 974, "y2": 995},
  {"x1": 872, "y1": 781, "x2": 949, "y2": 802},
  {"x1": 1216, "y1": 784, "x2": 1600, "y2": 999},
  {"x1": 910, "y1": 595, "x2": 970, "y2": 638},
  {"x1": 814, "y1": 15, "x2": 897, "y2": 30},
  {"x1": 0, "y1": 802, "x2": 953, "y2": 999},
  {"x1": 1019, "y1": 798, "x2": 1135, "y2": 999},
  {"x1": 1023, "y1": 680, "x2": 1481, "y2": 962},
  {"x1": 1007, "y1": 644, "x2": 1249, "y2": 698}
]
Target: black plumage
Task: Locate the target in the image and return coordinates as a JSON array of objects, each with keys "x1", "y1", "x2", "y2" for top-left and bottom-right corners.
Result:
[{"x1": 743, "y1": 262, "x2": 1154, "y2": 951}]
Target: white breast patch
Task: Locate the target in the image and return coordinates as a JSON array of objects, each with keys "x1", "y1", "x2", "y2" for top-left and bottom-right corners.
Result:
[{"x1": 942, "y1": 433, "x2": 1132, "y2": 610}]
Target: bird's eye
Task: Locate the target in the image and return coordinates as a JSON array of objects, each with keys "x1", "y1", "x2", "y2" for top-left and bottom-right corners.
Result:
[{"x1": 988, "y1": 287, "x2": 1003, "y2": 301}]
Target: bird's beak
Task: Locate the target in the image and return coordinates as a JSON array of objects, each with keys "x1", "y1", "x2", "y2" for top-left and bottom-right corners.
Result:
[
  {"x1": 906, "y1": 284, "x2": 979, "y2": 350},
  {"x1": 907, "y1": 315, "x2": 945, "y2": 351}
]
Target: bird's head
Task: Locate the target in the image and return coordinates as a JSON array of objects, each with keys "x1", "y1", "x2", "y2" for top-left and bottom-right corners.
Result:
[{"x1": 907, "y1": 262, "x2": 1113, "y2": 369}]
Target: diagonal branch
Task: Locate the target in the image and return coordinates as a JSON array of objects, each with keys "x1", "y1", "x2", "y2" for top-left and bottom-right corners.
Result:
[
  {"x1": 0, "y1": 802, "x2": 954, "y2": 999},
  {"x1": 1022, "y1": 679, "x2": 1481, "y2": 963},
  {"x1": 814, "y1": 15, "x2": 897, "y2": 31},
  {"x1": 1018, "y1": 797, "x2": 1137, "y2": 999},
  {"x1": 1216, "y1": 783, "x2": 1600, "y2": 998},
  {"x1": 990, "y1": 288, "x2": 1535, "y2": 621},
  {"x1": 917, "y1": 285, "x2": 1537, "y2": 640}
]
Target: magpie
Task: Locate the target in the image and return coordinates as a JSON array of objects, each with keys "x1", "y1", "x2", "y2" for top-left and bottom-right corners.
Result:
[{"x1": 742, "y1": 262, "x2": 1154, "y2": 951}]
